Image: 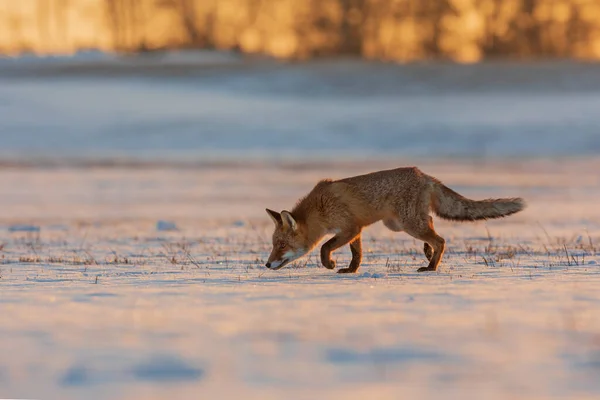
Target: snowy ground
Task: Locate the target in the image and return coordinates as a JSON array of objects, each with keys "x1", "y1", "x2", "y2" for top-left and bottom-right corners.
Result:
[
  {"x1": 1, "y1": 53, "x2": 600, "y2": 399},
  {"x1": 2, "y1": 52, "x2": 600, "y2": 162},
  {"x1": 1, "y1": 158, "x2": 599, "y2": 400}
]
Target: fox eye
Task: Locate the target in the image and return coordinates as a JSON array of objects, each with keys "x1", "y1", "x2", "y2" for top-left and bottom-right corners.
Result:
[{"x1": 279, "y1": 243, "x2": 286, "y2": 249}]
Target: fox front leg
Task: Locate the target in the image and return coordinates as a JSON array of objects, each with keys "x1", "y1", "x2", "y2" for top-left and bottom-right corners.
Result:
[
  {"x1": 320, "y1": 243, "x2": 336, "y2": 269},
  {"x1": 337, "y1": 235, "x2": 362, "y2": 274},
  {"x1": 320, "y1": 229, "x2": 361, "y2": 272}
]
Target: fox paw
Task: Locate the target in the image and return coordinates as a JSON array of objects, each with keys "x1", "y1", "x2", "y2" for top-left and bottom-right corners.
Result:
[
  {"x1": 323, "y1": 260, "x2": 336, "y2": 270},
  {"x1": 337, "y1": 267, "x2": 358, "y2": 274},
  {"x1": 417, "y1": 266, "x2": 436, "y2": 272}
]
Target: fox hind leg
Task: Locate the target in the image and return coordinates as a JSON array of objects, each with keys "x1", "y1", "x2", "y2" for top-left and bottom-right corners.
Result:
[
  {"x1": 385, "y1": 215, "x2": 440, "y2": 268},
  {"x1": 423, "y1": 216, "x2": 434, "y2": 261},
  {"x1": 387, "y1": 215, "x2": 434, "y2": 262},
  {"x1": 404, "y1": 216, "x2": 446, "y2": 272},
  {"x1": 418, "y1": 234, "x2": 445, "y2": 272},
  {"x1": 424, "y1": 243, "x2": 433, "y2": 261}
]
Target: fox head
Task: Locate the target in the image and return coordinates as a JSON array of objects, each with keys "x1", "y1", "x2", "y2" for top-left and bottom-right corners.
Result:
[{"x1": 265, "y1": 208, "x2": 309, "y2": 270}]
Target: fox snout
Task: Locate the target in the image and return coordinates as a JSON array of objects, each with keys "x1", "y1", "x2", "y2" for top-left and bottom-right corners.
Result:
[
  {"x1": 265, "y1": 249, "x2": 306, "y2": 270},
  {"x1": 265, "y1": 249, "x2": 290, "y2": 269},
  {"x1": 265, "y1": 258, "x2": 287, "y2": 270}
]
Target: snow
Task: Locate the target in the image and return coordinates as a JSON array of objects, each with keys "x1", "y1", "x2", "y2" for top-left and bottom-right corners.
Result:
[
  {"x1": 1, "y1": 54, "x2": 600, "y2": 399},
  {"x1": 156, "y1": 220, "x2": 178, "y2": 232},
  {"x1": 0, "y1": 49, "x2": 244, "y2": 69},
  {"x1": 2, "y1": 56, "x2": 600, "y2": 162},
  {"x1": 1, "y1": 159, "x2": 599, "y2": 400},
  {"x1": 7, "y1": 224, "x2": 41, "y2": 232}
]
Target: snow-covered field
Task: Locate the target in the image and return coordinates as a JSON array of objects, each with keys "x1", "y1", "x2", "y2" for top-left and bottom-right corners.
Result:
[
  {"x1": 1, "y1": 158, "x2": 599, "y2": 400},
  {"x1": 2, "y1": 52, "x2": 600, "y2": 161},
  {"x1": 1, "y1": 53, "x2": 600, "y2": 399}
]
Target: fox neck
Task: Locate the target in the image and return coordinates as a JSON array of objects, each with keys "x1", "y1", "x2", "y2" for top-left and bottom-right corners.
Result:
[
  {"x1": 291, "y1": 185, "x2": 333, "y2": 252},
  {"x1": 293, "y1": 214, "x2": 329, "y2": 254},
  {"x1": 305, "y1": 225, "x2": 325, "y2": 252}
]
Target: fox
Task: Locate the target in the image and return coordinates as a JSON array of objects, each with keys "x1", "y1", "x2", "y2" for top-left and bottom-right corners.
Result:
[{"x1": 264, "y1": 166, "x2": 526, "y2": 273}]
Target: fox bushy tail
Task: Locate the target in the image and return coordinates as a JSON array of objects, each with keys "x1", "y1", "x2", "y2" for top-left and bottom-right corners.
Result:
[{"x1": 430, "y1": 180, "x2": 526, "y2": 221}]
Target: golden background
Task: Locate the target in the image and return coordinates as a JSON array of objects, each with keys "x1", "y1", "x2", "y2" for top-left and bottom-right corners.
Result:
[{"x1": 2, "y1": 0, "x2": 600, "y2": 62}]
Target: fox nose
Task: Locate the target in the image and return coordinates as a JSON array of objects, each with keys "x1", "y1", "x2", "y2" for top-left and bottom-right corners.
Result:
[{"x1": 265, "y1": 262, "x2": 271, "y2": 268}]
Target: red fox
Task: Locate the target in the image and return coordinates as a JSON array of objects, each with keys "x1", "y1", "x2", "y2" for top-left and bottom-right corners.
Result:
[{"x1": 265, "y1": 166, "x2": 525, "y2": 273}]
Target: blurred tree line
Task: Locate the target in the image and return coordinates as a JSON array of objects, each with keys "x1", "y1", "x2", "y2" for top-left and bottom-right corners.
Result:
[{"x1": 2, "y1": 0, "x2": 600, "y2": 61}]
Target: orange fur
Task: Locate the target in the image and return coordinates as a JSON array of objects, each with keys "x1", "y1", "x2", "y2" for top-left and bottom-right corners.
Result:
[{"x1": 265, "y1": 167, "x2": 526, "y2": 273}]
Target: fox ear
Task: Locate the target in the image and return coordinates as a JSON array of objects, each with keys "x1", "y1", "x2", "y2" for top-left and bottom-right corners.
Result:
[
  {"x1": 280, "y1": 210, "x2": 297, "y2": 231},
  {"x1": 266, "y1": 208, "x2": 282, "y2": 226}
]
